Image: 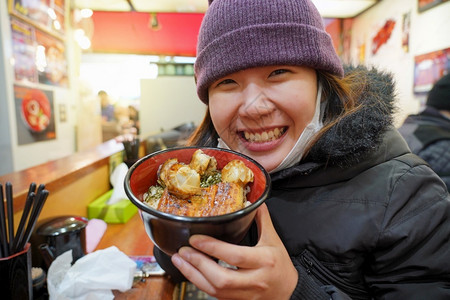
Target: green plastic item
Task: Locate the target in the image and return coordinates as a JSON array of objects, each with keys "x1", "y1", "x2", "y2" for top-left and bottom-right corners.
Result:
[{"x1": 87, "y1": 189, "x2": 138, "y2": 223}]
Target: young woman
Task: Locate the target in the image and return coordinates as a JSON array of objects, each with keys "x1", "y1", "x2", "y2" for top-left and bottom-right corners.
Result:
[{"x1": 155, "y1": 0, "x2": 450, "y2": 299}]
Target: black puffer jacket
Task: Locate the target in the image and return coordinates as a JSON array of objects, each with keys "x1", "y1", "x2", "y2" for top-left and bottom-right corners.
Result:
[
  {"x1": 398, "y1": 106, "x2": 450, "y2": 191},
  {"x1": 268, "y1": 68, "x2": 450, "y2": 299},
  {"x1": 154, "y1": 67, "x2": 450, "y2": 299}
]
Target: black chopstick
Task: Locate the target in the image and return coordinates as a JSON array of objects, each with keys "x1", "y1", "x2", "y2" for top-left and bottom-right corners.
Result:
[
  {"x1": 16, "y1": 188, "x2": 49, "y2": 252},
  {"x1": 0, "y1": 184, "x2": 8, "y2": 257},
  {"x1": 0, "y1": 182, "x2": 49, "y2": 256},
  {"x1": 5, "y1": 182, "x2": 14, "y2": 254},
  {"x1": 12, "y1": 182, "x2": 36, "y2": 253}
]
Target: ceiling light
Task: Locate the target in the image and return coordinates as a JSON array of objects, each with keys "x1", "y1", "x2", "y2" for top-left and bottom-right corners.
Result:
[
  {"x1": 312, "y1": 0, "x2": 377, "y2": 18},
  {"x1": 47, "y1": 8, "x2": 57, "y2": 20},
  {"x1": 80, "y1": 8, "x2": 93, "y2": 18},
  {"x1": 74, "y1": 29, "x2": 91, "y2": 50},
  {"x1": 35, "y1": 45, "x2": 47, "y2": 72},
  {"x1": 53, "y1": 20, "x2": 61, "y2": 30}
]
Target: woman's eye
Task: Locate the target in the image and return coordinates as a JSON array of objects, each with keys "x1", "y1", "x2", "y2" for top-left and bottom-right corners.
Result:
[
  {"x1": 216, "y1": 78, "x2": 236, "y2": 86},
  {"x1": 270, "y1": 69, "x2": 289, "y2": 77}
]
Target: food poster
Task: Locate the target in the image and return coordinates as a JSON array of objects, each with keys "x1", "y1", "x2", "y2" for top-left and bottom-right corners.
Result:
[
  {"x1": 35, "y1": 29, "x2": 68, "y2": 87},
  {"x1": 14, "y1": 84, "x2": 56, "y2": 145},
  {"x1": 414, "y1": 47, "x2": 450, "y2": 94},
  {"x1": 371, "y1": 19, "x2": 396, "y2": 55},
  {"x1": 11, "y1": 17, "x2": 38, "y2": 83},
  {"x1": 9, "y1": 0, "x2": 66, "y2": 37},
  {"x1": 401, "y1": 12, "x2": 411, "y2": 53}
]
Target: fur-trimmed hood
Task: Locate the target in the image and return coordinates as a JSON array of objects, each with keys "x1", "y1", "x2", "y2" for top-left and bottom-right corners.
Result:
[{"x1": 308, "y1": 65, "x2": 398, "y2": 168}]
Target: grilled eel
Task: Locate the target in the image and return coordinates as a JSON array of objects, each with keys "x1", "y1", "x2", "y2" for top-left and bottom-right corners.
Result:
[{"x1": 157, "y1": 182, "x2": 245, "y2": 217}]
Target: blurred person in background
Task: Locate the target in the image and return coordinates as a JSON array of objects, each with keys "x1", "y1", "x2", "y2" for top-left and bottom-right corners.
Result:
[
  {"x1": 399, "y1": 73, "x2": 450, "y2": 191},
  {"x1": 98, "y1": 90, "x2": 115, "y2": 122},
  {"x1": 98, "y1": 90, "x2": 120, "y2": 141},
  {"x1": 153, "y1": 0, "x2": 450, "y2": 299},
  {"x1": 128, "y1": 105, "x2": 140, "y2": 134}
]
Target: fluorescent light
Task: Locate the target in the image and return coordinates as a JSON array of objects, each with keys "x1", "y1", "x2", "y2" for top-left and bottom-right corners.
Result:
[
  {"x1": 173, "y1": 56, "x2": 196, "y2": 64},
  {"x1": 312, "y1": 0, "x2": 377, "y2": 18}
]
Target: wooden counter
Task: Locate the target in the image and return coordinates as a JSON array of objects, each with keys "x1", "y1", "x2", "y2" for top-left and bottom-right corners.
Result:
[
  {"x1": 0, "y1": 139, "x2": 124, "y2": 220},
  {"x1": 0, "y1": 139, "x2": 175, "y2": 299},
  {"x1": 97, "y1": 213, "x2": 175, "y2": 299}
]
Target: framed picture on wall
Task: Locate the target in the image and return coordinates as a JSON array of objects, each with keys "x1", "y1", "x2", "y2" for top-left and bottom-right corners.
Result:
[
  {"x1": 418, "y1": 0, "x2": 449, "y2": 13},
  {"x1": 8, "y1": 0, "x2": 66, "y2": 39},
  {"x1": 14, "y1": 85, "x2": 56, "y2": 145},
  {"x1": 413, "y1": 47, "x2": 450, "y2": 94},
  {"x1": 10, "y1": 16, "x2": 69, "y2": 88}
]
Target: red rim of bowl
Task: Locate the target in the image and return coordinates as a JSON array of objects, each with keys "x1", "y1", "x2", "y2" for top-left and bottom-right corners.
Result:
[{"x1": 124, "y1": 146, "x2": 271, "y2": 223}]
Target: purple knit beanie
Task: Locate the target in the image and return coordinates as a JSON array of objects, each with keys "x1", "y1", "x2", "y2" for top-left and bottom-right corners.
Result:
[{"x1": 195, "y1": 0, "x2": 344, "y2": 103}]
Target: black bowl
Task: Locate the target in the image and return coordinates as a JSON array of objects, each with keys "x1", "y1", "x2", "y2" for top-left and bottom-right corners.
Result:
[{"x1": 124, "y1": 147, "x2": 271, "y2": 256}]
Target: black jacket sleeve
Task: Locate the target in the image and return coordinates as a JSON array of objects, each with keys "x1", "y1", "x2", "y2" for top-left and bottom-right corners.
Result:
[
  {"x1": 363, "y1": 163, "x2": 450, "y2": 299},
  {"x1": 418, "y1": 139, "x2": 450, "y2": 191},
  {"x1": 290, "y1": 260, "x2": 347, "y2": 300},
  {"x1": 290, "y1": 163, "x2": 450, "y2": 299}
]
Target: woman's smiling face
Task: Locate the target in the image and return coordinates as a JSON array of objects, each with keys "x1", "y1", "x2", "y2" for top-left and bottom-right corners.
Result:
[{"x1": 208, "y1": 65, "x2": 318, "y2": 172}]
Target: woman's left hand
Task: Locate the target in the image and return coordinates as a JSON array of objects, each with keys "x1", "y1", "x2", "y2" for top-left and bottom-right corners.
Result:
[{"x1": 171, "y1": 203, "x2": 298, "y2": 300}]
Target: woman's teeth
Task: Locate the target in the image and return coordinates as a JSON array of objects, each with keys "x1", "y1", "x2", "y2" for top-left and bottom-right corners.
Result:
[{"x1": 243, "y1": 127, "x2": 285, "y2": 142}]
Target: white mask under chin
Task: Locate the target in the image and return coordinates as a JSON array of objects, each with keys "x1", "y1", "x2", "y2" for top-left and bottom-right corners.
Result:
[
  {"x1": 217, "y1": 138, "x2": 230, "y2": 150},
  {"x1": 217, "y1": 83, "x2": 324, "y2": 174}
]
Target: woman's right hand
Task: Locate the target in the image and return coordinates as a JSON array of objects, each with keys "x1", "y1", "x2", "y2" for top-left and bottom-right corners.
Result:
[{"x1": 171, "y1": 203, "x2": 298, "y2": 300}]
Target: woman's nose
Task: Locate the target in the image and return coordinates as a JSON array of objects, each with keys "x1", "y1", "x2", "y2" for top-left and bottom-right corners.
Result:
[{"x1": 239, "y1": 84, "x2": 275, "y2": 118}]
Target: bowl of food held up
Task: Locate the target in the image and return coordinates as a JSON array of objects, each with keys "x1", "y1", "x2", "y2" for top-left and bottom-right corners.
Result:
[{"x1": 124, "y1": 147, "x2": 271, "y2": 256}]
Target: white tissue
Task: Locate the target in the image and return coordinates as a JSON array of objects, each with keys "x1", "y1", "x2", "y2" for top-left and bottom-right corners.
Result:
[
  {"x1": 47, "y1": 246, "x2": 137, "y2": 300},
  {"x1": 107, "y1": 162, "x2": 129, "y2": 205}
]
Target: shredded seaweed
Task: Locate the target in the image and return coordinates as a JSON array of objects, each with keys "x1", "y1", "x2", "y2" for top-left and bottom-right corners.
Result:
[
  {"x1": 200, "y1": 171, "x2": 222, "y2": 188},
  {"x1": 144, "y1": 185, "x2": 164, "y2": 205}
]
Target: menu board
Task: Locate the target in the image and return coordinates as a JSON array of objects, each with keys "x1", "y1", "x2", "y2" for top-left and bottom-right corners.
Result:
[
  {"x1": 8, "y1": 1, "x2": 66, "y2": 146},
  {"x1": 11, "y1": 17, "x2": 68, "y2": 87},
  {"x1": 9, "y1": 0, "x2": 65, "y2": 39},
  {"x1": 11, "y1": 18, "x2": 37, "y2": 83}
]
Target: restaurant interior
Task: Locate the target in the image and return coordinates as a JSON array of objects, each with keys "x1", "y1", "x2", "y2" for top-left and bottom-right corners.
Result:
[{"x1": 0, "y1": 0, "x2": 449, "y2": 299}]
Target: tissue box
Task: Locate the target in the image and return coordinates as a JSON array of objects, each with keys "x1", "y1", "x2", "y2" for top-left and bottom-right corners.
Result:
[{"x1": 88, "y1": 190, "x2": 138, "y2": 223}]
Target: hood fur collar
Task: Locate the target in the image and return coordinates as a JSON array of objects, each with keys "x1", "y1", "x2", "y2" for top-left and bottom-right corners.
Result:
[{"x1": 308, "y1": 66, "x2": 398, "y2": 168}]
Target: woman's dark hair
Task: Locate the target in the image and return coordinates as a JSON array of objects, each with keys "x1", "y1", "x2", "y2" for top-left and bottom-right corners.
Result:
[
  {"x1": 186, "y1": 110, "x2": 219, "y2": 147},
  {"x1": 187, "y1": 68, "x2": 368, "y2": 154},
  {"x1": 307, "y1": 69, "x2": 367, "y2": 153}
]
